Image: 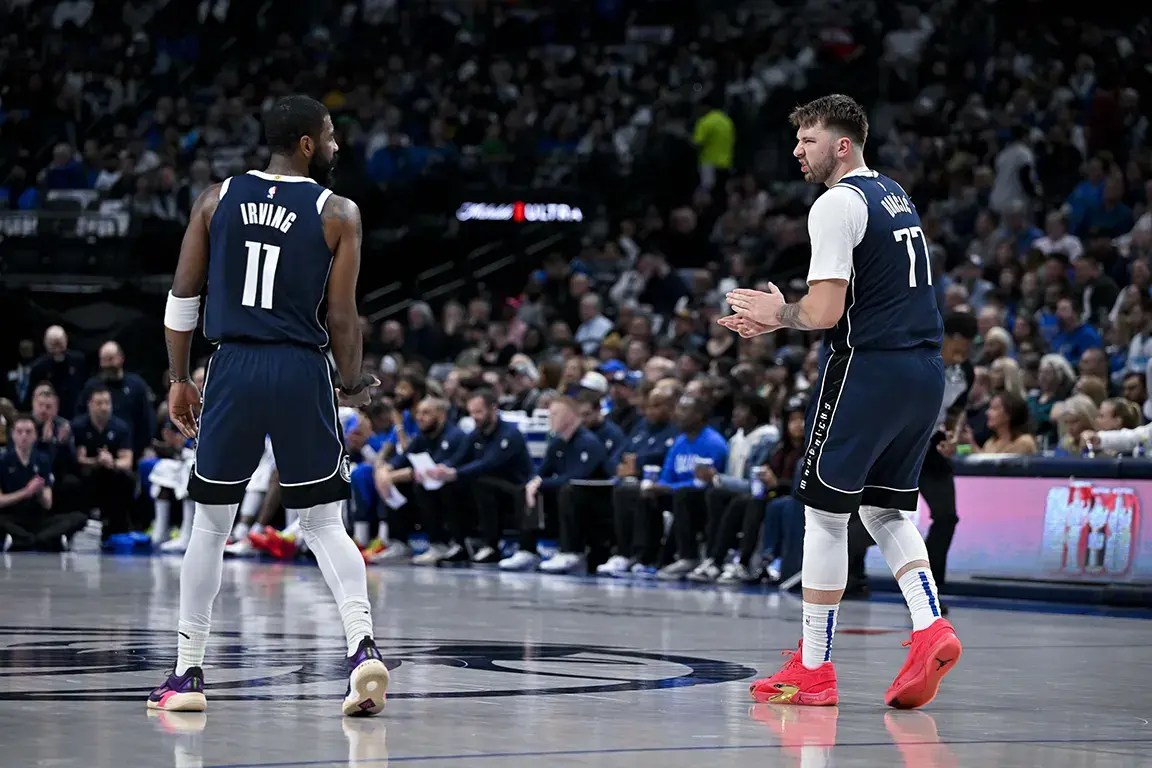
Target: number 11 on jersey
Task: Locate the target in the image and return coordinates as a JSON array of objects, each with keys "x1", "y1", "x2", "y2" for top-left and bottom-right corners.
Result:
[
  {"x1": 893, "y1": 226, "x2": 932, "y2": 288},
  {"x1": 242, "y1": 240, "x2": 281, "y2": 309}
]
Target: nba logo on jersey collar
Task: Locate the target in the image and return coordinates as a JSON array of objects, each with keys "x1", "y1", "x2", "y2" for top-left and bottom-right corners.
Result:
[{"x1": 267, "y1": 185, "x2": 277, "y2": 200}]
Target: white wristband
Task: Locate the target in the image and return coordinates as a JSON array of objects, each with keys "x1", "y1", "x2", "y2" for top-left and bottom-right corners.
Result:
[{"x1": 164, "y1": 291, "x2": 201, "y2": 332}]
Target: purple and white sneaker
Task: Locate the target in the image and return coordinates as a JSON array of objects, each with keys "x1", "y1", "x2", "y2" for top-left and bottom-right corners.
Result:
[
  {"x1": 146, "y1": 666, "x2": 207, "y2": 712},
  {"x1": 342, "y1": 637, "x2": 389, "y2": 717}
]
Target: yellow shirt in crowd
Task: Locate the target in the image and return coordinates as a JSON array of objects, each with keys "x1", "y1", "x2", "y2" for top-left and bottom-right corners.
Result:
[{"x1": 692, "y1": 109, "x2": 735, "y2": 169}]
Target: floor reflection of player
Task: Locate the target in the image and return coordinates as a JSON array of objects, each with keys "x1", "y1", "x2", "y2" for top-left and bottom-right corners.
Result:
[
  {"x1": 146, "y1": 710, "x2": 206, "y2": 768},
  {"x1": 343, "y1": 720, "x2": 389, "y2": 767},
  {"x1": 146, "y1": 710, "x2": 387, "y2": 768},
  {"x1": 748, "y1": 705, "x2": 958, "y2": 768}
]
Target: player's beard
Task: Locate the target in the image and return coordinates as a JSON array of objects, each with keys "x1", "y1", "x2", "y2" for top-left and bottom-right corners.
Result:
[
  {"x1": 804, "y1": 151, "x2": 836, "y2": 184},
  {"x1": 309, "y1": 152, "x2": 336, "y2": 186}
]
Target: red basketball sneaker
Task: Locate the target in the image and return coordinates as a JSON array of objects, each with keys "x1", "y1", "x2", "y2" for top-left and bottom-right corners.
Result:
[
  {"x1": 749, "y1": 644, "x2": 839, "y2": 706},
  {"x1": 885, "y1": 618, "x2": 962, "y2": 709}
]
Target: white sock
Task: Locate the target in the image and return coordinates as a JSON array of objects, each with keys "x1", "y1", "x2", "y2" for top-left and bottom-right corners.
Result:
[
  {"x1": 801, "y1": 601, "x2": 839, "y2": 669},
  {"x1": 251, "y1": 522, "x2": 264, "y2": 534},
  {"x1": 282, "y1": 519, "x2": 301, "y2": 537},
  {"x1": 152, "y1": 498, "x2": 171, "y2": 545},
  {"x1": 175, "y1": 503, "x2": 238, "y2": 674},
  {"x1": 340, "y1": 600, "x2": 374, "y2": 656},
  {"x1": 296, "y1": 502, "x2": 375, "y2": 655},
  {"x1": 231, "y1": 521, "x2": 250, "y2": 541},
  {"x1": 353, "y1": 522, "x2": 370, "y2": 546},
  {"x1": 175, "y1": 623, "x2": 208, "y2": 675},
  {"x1": 857, "y1": 506, "x2": 941, "y2": 631},
  {"x1": 898, "y1": 568, "x2": 942, "y2": 631},
  {"x1": 377, "y1": 521, "x2": 388, "y2": 542}
]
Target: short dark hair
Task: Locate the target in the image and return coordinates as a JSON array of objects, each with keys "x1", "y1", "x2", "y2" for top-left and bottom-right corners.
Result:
[
  {"x1": 943, "y1": 311, "x2": 979, "y2": 341},
  {"x1": 397, "y1": 372, "x2": 427, "y2": 398},
  {"x1": 736, "y1": 392, "x2": 773, "y2": 426},
  {"x1": 262, "y1": 95, "x2": 329, "y2": 155},
  {"x1": 87, "y1": 384, "x2": 112, "y2": 402},
  {"x1": 789, "y1": 94, "x2": 869, "y2": 146},
  {"x1": 32, "y1": 383, "x2": 57, "y2": 399},
  {"x1": 11, "y1": 413, "x2": 35, "y2": 429},
  {"x1": 467, "y1": 388, "x2": 499, "y2": 409}
]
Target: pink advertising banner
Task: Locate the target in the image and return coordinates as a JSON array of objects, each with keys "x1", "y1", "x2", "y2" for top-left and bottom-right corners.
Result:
[{"x1": 867, "y1": 477, "x2": 1150, "y2": 584}]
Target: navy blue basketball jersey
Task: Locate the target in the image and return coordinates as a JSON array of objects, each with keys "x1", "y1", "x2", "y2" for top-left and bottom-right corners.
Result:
[
  {"x1": 203, "y1": 170, "x2": 335, "y2": 348},
  {"x1": 822, "y1": 170, "x2": 942, "y2": 353}
]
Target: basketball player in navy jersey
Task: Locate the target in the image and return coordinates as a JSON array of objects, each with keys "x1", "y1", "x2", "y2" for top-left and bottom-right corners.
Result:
[
  {"x1": 148, "y1": 95, "x2": 389, "y2": 716},
  {"x1": 722, "y1": 94, "x2": 960, "y2": 709}
]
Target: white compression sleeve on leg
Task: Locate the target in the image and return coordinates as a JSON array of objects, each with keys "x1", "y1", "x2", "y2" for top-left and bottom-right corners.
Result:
[
  {"x1": 806, "y1": 506, "x2": 852, "y2": 594},
  {"x1": 176, "y1": 503, "x2": 238, "y2": 674},
  {"x1": 801, "y1": 506, "x2": 850, "y2": 591},
  {"x1": 857, "y1": 505, "x2": 930, "y2": 574},
  {"x1": 297, "y1": 502, "x2": 374, "y2": 655}
]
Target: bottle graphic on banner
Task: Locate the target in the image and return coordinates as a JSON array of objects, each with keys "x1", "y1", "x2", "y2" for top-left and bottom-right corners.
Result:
[
  {"x1": 1105, "y1": 489, "x2": 1139, "y2": 575},
  {"x1": 1042, "y1": 487, "x2": 1071, "y2": 570},
  {"x1": 1084, "y1": 491, "x2": 1112, "y2": 574},
  {"x1": 1063, "y1": 483, "x2": 1093, "y2": 575}
]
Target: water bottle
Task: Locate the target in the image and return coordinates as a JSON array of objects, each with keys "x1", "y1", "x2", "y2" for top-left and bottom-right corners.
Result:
[
  {"x1": 694, "y1": 457, "x2": 715, "y2": 488},
  {"x1": 750, "y1": 466, "x2": 766, "y2": 499},
  {"x1": 641, "y1": 465, "x2": 660, "y2": 491}
]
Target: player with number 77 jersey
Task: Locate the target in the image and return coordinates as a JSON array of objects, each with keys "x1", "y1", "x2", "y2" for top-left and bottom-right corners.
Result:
[{"x1": 723, "y1": 94, "x2": 957, "y2": 712}]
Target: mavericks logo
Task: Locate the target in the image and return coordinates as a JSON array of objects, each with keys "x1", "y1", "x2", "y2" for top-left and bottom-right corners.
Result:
[
  {"x1": 340, "y1": 455, "x2": 353, "y2": 482},
  {"x1": 0, "y1": 627, "x2": 753, "y2": 701}
]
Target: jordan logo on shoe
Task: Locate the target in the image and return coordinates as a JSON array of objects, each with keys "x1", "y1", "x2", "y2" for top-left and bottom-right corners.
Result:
[{"x1": 935, "y1": 657, "x2": 952, "y2": 670}]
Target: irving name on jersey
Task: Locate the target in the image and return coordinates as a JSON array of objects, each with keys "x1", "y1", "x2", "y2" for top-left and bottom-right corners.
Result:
[{"x1": 238, "y1": 201, "x2": 297, "y2": 233}]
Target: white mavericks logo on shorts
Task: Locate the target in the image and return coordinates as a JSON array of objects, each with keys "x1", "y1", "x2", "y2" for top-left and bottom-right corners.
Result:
[{"x1": 340, "y1": 455, "x2": 353, "y2": 482}]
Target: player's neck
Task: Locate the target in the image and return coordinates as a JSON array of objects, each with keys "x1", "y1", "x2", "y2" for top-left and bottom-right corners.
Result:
[
  {"x1": 264, "y1": 156, "x2": 308, "y2": 179},
  {"x1": 14, "y1": 446, "x2": 32, "y2": 464},
  {"x1": 825, "y1": 156, "x2": 867, "y2": 188}
]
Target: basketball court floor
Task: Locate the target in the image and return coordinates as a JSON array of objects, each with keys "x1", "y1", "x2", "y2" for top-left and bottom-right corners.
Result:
[{"x1": 1, "y1": 553, "x2": 1150, "y2": 767}]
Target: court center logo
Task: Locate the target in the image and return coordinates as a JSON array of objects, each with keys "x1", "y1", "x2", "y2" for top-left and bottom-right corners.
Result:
[{"x1": 0, "y1": 627, "x2": 754, "y2": 701}]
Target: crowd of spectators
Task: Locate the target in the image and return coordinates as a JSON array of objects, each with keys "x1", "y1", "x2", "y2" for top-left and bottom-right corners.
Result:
[{"x1": 1, "y1": 2, "x2": 1151, "y2": 581}]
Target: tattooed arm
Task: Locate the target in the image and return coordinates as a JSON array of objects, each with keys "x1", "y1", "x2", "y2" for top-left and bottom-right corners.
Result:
[
  {"x1": 775, "y1": 280, "x2": 848, "y2": 330},
  {"x1": 321, "y1": 194, "x2": 365, "y2": 391}
]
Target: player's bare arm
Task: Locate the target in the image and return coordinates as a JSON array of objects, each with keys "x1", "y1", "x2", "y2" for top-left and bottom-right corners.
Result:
[
  {"x1": 164, "y1": 182, "x2": 221, "y2": 438},
  {"x1": 726, "y1": 279, "x2": 847, "y2": 331},
  {"x1": 322, "y1": 193, "x2": 375, "y2": 406},
  {"x1": 775, "y1": 280, "x2": 848, "y2": 330}
]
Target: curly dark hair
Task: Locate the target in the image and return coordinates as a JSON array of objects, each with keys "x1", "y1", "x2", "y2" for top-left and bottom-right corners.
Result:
[{"x1": 788, "y1": 94, "x2": 869, "y2": 146}]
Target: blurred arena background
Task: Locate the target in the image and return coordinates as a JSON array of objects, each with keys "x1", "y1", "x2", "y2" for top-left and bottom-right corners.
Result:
[{"x1": 0, "y1": 0, "x2": 1150, "y2": 600}]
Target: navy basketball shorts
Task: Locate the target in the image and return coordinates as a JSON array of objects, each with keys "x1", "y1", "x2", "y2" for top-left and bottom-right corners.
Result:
[
  {"x1": 186, "y1": 343, "x2": 351, "y2": 508},
  {"x1": 794, "y1": 347, "x2": 944, "y2": 515}
]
